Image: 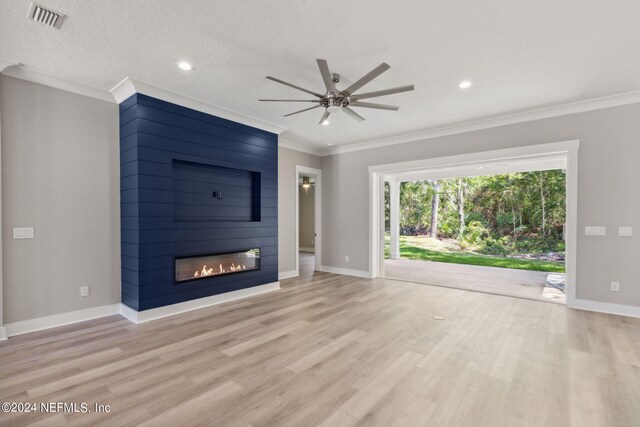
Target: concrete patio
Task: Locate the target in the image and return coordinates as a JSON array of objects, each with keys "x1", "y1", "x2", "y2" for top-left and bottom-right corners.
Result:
[{"x1": 385, "y1": 258, "x2": 564, "y2": 303}]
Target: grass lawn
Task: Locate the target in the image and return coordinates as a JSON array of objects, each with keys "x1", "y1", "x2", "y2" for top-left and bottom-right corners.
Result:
[{"x1": 385, "y1": 235, "x2": 565, "y2": 273}]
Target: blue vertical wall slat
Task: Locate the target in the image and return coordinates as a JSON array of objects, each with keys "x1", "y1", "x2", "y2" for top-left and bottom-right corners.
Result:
[{"x1": 120, "y1": 93, "x2": 278, "y2": 311}]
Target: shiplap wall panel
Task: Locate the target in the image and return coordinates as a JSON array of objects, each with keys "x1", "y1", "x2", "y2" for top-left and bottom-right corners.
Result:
[{"x1": 120, "y1": 93, "x2": 278, "y2": 311}]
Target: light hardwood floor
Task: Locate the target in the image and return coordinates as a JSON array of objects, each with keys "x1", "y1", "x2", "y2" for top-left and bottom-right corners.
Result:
[{"x1": 1, "y1": 271, "x2": 640, "y2": 426}]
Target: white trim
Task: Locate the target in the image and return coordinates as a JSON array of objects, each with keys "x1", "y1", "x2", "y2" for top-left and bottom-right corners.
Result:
[
  {"x1": 563, "y1": 143, "x2": 579, "y2": 307},
  {"x1": 391, "y1": 155, "x2": 566, "y2": 182},
  {"x1": 279, "y1": 270, "x2": 299, "y2": 280},
  {"x1": 4, "y1": 58, "x2": 640, "y2": 157},
  {"x1": 570, "y1": 299, "x2": 640, "y2": 319},
  {"x1": 369, "y1": 140, "x2": 579, "y2": 174},
  {"x1": 319, "y1": 265, "x2": 372, "y2": 279},
  {"x1": 369, "y1": 140, "x2": 579, "y2": 303},
  {"x1": 4, "y1": 304, "x2": 121, "y2": 337},
  {"x1": 0, "y1": 60, "x2": 10, "y2": 339},
  {"x1": 0, "y1": 60, "x2": 15, "y2": 72},
  {"x1": 368, "y1": 173, "x2": 386, "y2": 279},
  {"x1": 110, "y1": 77, "x2": 285, "y2": 134},
  {"x1": 279, "y1": 138, "x2": 325, "y2": 156},
  {"x1": 119, "y1": 281, "x2": 280, "y2": 323},
  {"x1": 109, "y1": 76, "x2": 136, "y2": 104},
  {"x1": 299, "y1": 247, "x2": 315, "y2": 253},
  {"x1": 295, "y1": 166, "x2": 322, "y2": 276},
  {"x1": 388, "y1": 178, "x2": 400, "y2": 260},
  {"x1": 330, "y1": 91, "x2": 640, "y2": 156},
  {"x1": 1, "y1": 64, "x2": 115, "y2": 103}
]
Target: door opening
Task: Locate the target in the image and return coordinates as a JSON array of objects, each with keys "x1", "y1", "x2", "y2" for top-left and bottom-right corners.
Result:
[
  {"x1": 369, "y1": 141, "x2": 578, "y2": 305},
  {"x1": 296, "y1": 165, "x2": 322, "y2": 277}
]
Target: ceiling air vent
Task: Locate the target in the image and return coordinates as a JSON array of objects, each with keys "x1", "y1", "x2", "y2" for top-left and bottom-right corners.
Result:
[{"x1": 27, "y1": 2, "x2": 65, "y2": 29}]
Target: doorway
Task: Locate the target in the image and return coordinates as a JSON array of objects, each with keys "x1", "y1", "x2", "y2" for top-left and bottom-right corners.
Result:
[
  {"x1": 296, "y1": 165, "x2": 322, "y2": 276},
  {"x1": 369, "y1": 141, "x2": 578, "y2": 305}
]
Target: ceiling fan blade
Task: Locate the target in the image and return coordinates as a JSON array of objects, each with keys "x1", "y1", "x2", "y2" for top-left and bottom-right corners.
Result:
[
  {"x1": 349, "y1": 101, "x2": 399, "y2": 111},
  {"x1": 316, "y1": 59, "x2": 335, "y2": 92},
  {"x1": 283, "y1": 105, "x2": 322, "y2": 117},
  {"x1": 318, "y1": 109, "x2": 331, "y2": 125},
  {"x1": 340, "y1": 63, "x2": 390, "y2": 96},
  {"x1": 266, "y1": 76, "x2": 323, "y2": 98},
  {"x1": 350, "y1": 84, "x2": 415, "y2": 101},
  {"x1": 259, "y1": 99, "x2": 321, "y2": 102},
  {"x1": 342, "y1": 106, "x2": 365, "y2": 122}
]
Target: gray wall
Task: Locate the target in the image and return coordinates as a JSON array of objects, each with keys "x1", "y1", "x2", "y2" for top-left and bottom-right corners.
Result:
[
  {"x1": 3, "y1": 73, "x2": 638, "y2": 324},
  {"x1": 299, "y1": 186, "x2": 315, "y2": 250},
  {"x1": 321, "y1": 103, "x2": 640, "y2": 307},
  {"x1": 0, "y1": 75, "x2": 4, "y2": 331},
  {"x1": 1, "y1": 76, "x2": 120, "y2": 323},
  {"x1": 278, "y1": 147, "x2": 322, "y2": 273}
]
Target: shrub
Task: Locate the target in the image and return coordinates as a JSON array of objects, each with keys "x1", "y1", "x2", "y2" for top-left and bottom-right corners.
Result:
[{"x1": 462, "y1": 220, "x2": 489, "y2": 245}]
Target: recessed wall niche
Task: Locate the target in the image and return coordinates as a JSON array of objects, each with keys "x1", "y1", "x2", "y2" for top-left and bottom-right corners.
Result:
[
  {"x1": 172, "y1": 160, "x2": 261, "y2": 222},
  {"x1": 120, "y1": 93, "x2": 278, "y2": 312}
]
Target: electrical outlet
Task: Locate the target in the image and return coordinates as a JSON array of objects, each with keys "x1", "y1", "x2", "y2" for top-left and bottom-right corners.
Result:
[
  {"x1": 618, "y1": 226, "x2": 632, "y2": 237},
  {"x1": 13, "y1": 227, "x2": 35, "y2": 239},
  {"x1": 345, "y1": 255, "x2": 350, "y2": 262},
  {"x1": 80, "y1": 286, "x2": 90, "y2": 297},
  {"x1": 585, "y1": 226, "x2": 606, "y2": 236},
  {"x1": 611, "y1": 282, "x2": 620, "y2": 292}
]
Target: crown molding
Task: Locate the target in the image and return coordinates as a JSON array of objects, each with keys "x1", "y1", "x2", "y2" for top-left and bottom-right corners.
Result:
[
  {"x1": 326, "y1": 90, "x2": 640, "y2": 156},
  {"x1": 278, "y1": 138, "x2": 325, "y2": 156},
  {"x1": 110, "y1": 77, "x2": 286, "y2": 135},
  {"x1": 110, "y1": 76, "x2": 136, "y2": 103},
  {"x1": 4, "y1": 58, "x2": 639, "y2": 154},
  {"x1": 0, "y1": 63, "x2": 116, "y2": 103}
]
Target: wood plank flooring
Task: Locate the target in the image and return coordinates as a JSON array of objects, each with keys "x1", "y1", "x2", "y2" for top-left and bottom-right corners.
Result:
[{"x1": 1, "y1": 270, "x2": 640, "y2": 426}]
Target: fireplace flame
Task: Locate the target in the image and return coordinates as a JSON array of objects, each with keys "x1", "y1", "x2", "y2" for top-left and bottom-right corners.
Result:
[{"x1": 193, "y1": 262, "x2": 247, "y2": 278}]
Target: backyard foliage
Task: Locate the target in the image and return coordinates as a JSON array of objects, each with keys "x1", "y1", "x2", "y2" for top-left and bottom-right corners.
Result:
[
  {"x1": 384, "y1": 235, "x2": 566, "y2": 273},
  {"x1": 385, "y1": 170, "x2": 567, "y2": 258}
]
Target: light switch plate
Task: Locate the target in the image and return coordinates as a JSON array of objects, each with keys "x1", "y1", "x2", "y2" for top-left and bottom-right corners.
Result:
[
  {"x1": 13, "y1": 227, "x2": 35, "y2": 239},
  {"x1": 618, "y1": 226, "x2": 633, "y2": 237},
  {"x1": 585, "y1": 226, "x2": 606, "y2": 236}
]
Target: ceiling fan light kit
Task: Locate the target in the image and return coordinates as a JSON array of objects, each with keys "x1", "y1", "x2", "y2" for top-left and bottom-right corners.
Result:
[{"x1": 259, "y1": 59, "x2": 415, "y2": 125}]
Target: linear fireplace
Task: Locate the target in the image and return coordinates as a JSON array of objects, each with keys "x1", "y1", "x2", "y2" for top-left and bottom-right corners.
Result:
[{"x1": 175, "y1": 249, "x2": 261, "y2": 284}]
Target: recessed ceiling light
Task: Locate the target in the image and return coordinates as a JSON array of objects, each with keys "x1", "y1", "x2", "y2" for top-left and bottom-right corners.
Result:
[
  {"x1": 178, "y1": 61, "x2": 194, "y2": 71},
  {"x1": 458, "y1": 80, "x2": 472, "y2": 89}
]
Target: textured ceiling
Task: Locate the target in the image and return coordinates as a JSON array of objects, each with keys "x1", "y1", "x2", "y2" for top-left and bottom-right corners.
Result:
[{"x1": 2, "y1": 0, "x2": 640, "y2": 148}]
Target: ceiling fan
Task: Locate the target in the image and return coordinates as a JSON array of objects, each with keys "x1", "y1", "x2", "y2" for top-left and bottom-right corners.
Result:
[{"x1": 259, "y1": 59, "x2": 415, "y2": 125}]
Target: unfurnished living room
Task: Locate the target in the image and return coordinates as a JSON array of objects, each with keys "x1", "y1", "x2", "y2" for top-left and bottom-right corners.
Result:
[{"x1": 1, "y1": 1, "x2": 639, "y2": 426}]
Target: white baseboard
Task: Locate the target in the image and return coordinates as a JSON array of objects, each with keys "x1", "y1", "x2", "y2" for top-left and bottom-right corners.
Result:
[
  {"x1": 4, "y1": 304, "x2": 121, "y2": 338},
  {"x1": 120, "y1": 281, "x2": 280, "y2": 324},
  {"x1": 279, "y1": 270, "x2": 299, "y2": 280},
  {"x1": 0, "y1": 326, "x2": 7, "y2": 341},
  {"x1": 320, "y1": 265, "x2": 373, "y2": 279},
  {"x1": 570, "y1": 298, "x2": 640, "y2": 318},
  {"x1": 299, "y1": 247, "x2": 315, "y2": 253}
]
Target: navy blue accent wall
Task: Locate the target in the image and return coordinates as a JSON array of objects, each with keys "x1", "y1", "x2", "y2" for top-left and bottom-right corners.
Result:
[{"x1": 120, "y1": 93, "x2": 278, "y2": 311}]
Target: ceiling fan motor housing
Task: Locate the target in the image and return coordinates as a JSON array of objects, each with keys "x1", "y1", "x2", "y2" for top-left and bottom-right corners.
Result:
[{"x1": 324, "y1": 94, "x2": 348, "y2": 112}]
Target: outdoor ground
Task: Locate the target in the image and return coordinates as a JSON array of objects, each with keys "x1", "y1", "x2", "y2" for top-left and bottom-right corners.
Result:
[{"x1": 385, "y1": 235, "x2": 565, "y2": 273}]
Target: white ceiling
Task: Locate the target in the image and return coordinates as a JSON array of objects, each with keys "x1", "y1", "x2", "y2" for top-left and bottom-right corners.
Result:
[{"x1": 2, "y1": 0, "x2": 640, "y2": 150}]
